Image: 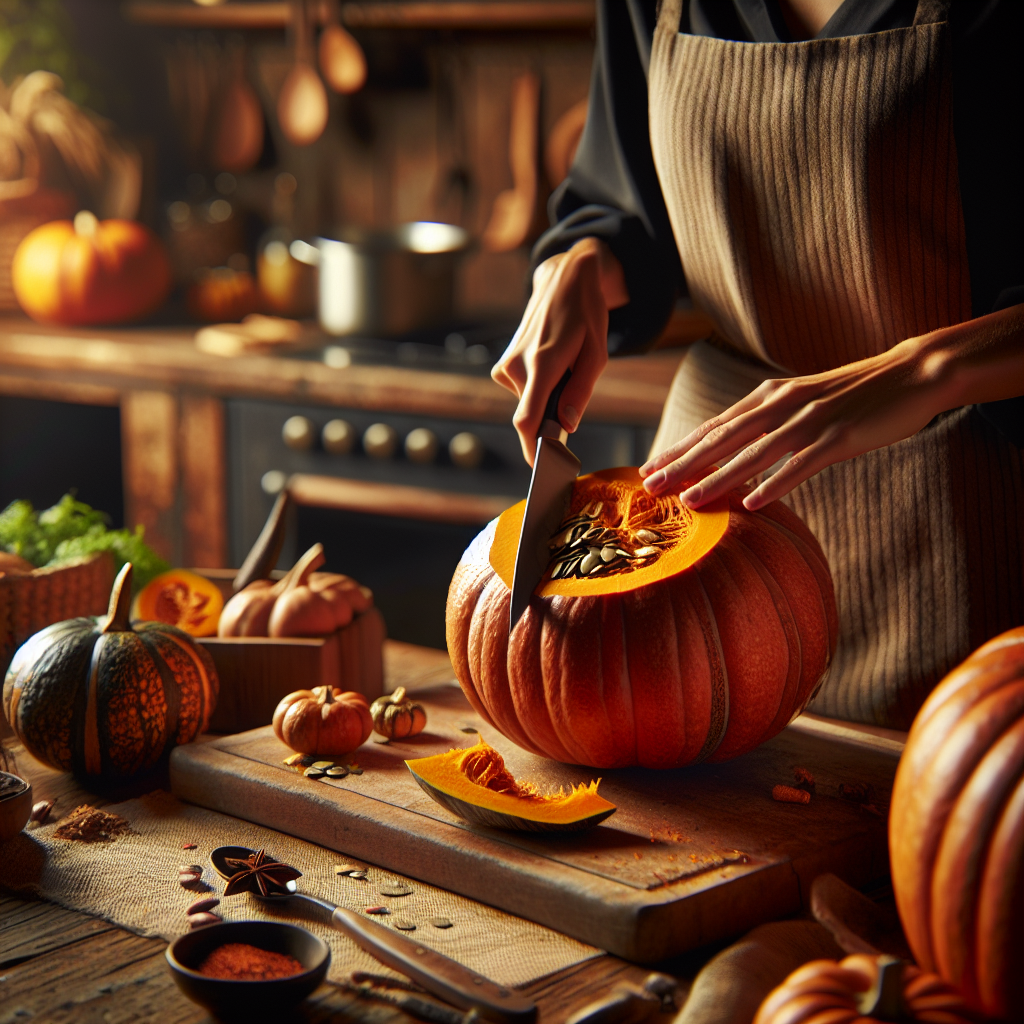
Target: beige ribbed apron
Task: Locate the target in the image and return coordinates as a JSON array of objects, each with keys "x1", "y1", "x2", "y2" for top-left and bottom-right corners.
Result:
[{"x1": 648, "y1": 0, "x2": 1024, "y2": 728}]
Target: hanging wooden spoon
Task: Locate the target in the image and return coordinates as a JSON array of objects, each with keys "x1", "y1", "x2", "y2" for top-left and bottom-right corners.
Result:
[
  {"x1": 277, "y1": 0, "x2": 329, "y2": 147},
  {"x1": 209, "y1": 38, "x2": 264, "y2": 173},
  {"x1": 318, "y1": 0, "x2": 367, "y2": 94}
]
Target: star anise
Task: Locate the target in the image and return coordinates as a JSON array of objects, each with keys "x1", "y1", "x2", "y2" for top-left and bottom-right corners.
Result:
[{"x1": 222, "y1": 848, "x2": 302, "y2": 897}]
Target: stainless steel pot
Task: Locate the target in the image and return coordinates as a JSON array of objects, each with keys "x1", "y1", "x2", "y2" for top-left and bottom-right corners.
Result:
[{"x1": 290, "y1": 221, "x2": 470, "y2": 337}]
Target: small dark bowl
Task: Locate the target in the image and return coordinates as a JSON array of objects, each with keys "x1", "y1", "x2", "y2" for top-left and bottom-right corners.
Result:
[{"x1": 166, "y1": 920, "x2": 330, "y2": 1021}]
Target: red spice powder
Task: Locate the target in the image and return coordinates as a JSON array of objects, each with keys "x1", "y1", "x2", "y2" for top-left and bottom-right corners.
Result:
[{"x1": 197, "y1": 942, "x2": 305, "y2": 981}]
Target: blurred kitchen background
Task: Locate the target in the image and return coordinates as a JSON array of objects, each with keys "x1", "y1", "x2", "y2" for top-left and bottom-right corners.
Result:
[{"x1": 0, "y1": 1, "x2": 705, "y2": 647}]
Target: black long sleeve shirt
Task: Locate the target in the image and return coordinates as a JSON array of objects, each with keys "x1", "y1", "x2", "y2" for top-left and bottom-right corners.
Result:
[{"x1": 533, "y1": 0, "x2": 1023, "y2": 359}]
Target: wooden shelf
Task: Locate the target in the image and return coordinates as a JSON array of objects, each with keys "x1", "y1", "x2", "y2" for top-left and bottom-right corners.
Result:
[{"x1": 122, "y1": 1, "x2": 595, "y2": 31}]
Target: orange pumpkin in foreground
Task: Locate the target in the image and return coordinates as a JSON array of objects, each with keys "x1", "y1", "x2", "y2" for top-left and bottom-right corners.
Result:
[
  {"x1": 446, "y1": 467, "x2": 837, "y2": 769},
  {"x1": 12, "y1": 211, "x2": 171, "y2": 325},
  {"x1": 754, "y1": 954, "x2": 975, "y2": 1024},
  {"x1": 890, "y1": 626, "x2": 1024, "y2": 1020},
  {"x1": 273, "y1": 686, "x2": 373, "y2": 757}
]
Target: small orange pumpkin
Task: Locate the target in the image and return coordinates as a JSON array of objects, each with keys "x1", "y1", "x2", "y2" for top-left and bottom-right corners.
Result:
[
  {"x1": 370, "y1": 687, "x2": 427, "y2": 740},
  {"x1": 754, "y1": 955, "x2": 975, "y2": 1024},
  {"x1": 272, "y1": 686, "x2": 373, "y2": 757},
  {"x1": 12, "y1": 211, "x2": 171, "y2": 325},
  {"x1": 131, "y1": 569, "x2": 224, "y2": 638},
  {"x1": 186, "y1": 266, "x2": 259, "y2": 322},
  {"x1": 890, "y1": 626, "x2": 1024, "y2": 1020}
]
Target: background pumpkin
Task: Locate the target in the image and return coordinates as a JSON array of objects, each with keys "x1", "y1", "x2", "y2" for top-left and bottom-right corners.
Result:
[
  {"x1": 446, "y1": 468, "x2": 837, "y2": 769},
  {"x1": 272, "y1": 686, "x2": 373, "y2": 757},
  {"x1": 889, "y1": 626, "x2": 1024, "y2": 1020},
  {"x1": 753, "y1": 954, "x2": 975, "y2": 1024},
  {"x1": 12, "y1": 211, "x2": 171, "y2": 325},
  {"x1": 2, "y1": 563, "x2": 218, "y2": 777}
]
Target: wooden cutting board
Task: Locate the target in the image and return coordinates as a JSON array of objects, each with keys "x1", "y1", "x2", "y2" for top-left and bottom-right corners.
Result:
[{"x1": 169, "y1": 684, "x2": 902, "y2": 962}]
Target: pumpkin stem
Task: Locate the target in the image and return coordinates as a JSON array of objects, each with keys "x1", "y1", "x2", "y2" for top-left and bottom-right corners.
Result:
[
  {"x1": 101, "y1": 562, "x2": 134, "y2": 634},
  {"x1": 857, "y1": 957, "x2": 909, "y2": 1021},
  {"x1": 234, "y1": 489, "x2": 292, "y2": 592},
  {"x1": 275, "y1": 543, "x2": 326, "y2": 595},
  {"x1": 390, "y1": 687, "x2": 406, "y2": 704},
  {"x1": 320, "y1": 685, "x2": 336, "y2": 706}
]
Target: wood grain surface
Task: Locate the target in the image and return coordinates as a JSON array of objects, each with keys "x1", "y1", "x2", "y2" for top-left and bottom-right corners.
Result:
[
  {"x1": 170, "y1": 683, "x2": 902, "y2": 961},
  {"x1": 0, "y1": 641, "x2": 686, "y2": 1024}
]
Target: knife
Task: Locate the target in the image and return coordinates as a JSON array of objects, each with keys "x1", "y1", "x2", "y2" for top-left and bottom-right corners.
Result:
[
  {"x1": 332, "y1": 907, "x2": 537, "y2": 1023},
  {"x1": 509, "y1": 369, "x2": 581, "y2": 633}
]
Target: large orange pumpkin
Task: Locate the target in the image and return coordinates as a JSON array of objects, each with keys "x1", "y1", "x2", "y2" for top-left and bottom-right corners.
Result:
[
  {"x1": 2, "y1": 563, "x2": 218, "y2": 776},
  {"x1": 12, "y1": 211, "x2": 171, "y2": 325},
  {"x1": 890, "y1": 626, "x2": 1024, "y2": 1020},
  {"x1": 445, "y1": 467, "x2": 837, "y2": 769}
]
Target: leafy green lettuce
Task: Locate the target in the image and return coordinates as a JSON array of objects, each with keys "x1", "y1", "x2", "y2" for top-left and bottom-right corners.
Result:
[{"x1": 0, "y1": 494, "x2": 168, "y2": 590}]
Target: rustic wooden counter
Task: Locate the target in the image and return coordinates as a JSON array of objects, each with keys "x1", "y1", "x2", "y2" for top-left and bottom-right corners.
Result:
[
  {"x1": 0, "y1": 641, "x2": 683, "y2": 1024},
  {"x1": 0, "y1": 315, "x2": 685, "y2": 571}
]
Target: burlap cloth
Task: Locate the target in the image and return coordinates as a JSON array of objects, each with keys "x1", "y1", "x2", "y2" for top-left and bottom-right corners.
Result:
[{"x1": 0, "y1": 790, "x2": 600, "y2": 987}]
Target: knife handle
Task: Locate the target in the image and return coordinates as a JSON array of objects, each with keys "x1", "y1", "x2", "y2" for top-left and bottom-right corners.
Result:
[
  {"x1": 538, "y1": 368, "x2": 572, "y2": 443},
  {"x1": 331, "y1": 908, "x2": 537, "y2": 1023}
]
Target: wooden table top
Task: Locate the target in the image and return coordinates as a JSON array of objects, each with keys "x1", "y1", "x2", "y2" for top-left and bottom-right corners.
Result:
[
  {"x1": 0, "y1": 641, "x2": 688, "y2": 1023},
  {"x1": 0, "y1": 315, "x2": 685, "y2": 426}
]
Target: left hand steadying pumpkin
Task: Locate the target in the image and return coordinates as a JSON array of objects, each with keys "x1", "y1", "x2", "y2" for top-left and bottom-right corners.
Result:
[{"x1": 641, "y1": 303, "x2": 1024, "y2": 511}]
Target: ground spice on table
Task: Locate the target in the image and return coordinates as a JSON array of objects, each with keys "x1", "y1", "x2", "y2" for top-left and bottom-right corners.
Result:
[
  {"x1": 197, "y1": 942, "x2": 305, "y2": 980},
  {"x1": 52, "y1": 804, "x2": 132, "y2": 843}
]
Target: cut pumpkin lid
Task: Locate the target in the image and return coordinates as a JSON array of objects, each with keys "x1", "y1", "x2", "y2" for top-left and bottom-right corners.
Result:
[
  {"x1": 406, "y1": 738, "x2": 616, "y2": 831},
  {"x1": 490, "y1": 466, "x2": 729, "y2": 597}
]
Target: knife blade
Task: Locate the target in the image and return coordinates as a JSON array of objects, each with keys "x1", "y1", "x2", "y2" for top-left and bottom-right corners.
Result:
[
  {"x1": 332, "y1": 907, "x2": 537, "y2": 1023},
  {"x1": 509, "y1": 369, "x2": 581, "y2": 633}
]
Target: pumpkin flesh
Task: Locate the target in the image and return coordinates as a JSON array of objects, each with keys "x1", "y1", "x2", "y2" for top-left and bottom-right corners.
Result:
[
  {"x1": 132, "y1": 569, "x2": 224, "y2": 637},
  {"x1": 447, "y1": 468, "x2": 837, "y2": 770},
  {"x1": 406, "y1": 738, "x2": 616, "y2": 832}
]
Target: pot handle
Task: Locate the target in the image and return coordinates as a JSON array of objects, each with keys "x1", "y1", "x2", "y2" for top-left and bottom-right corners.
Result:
[{"x1": 289, "y1": 239, "x2": 320, "y2": 265}]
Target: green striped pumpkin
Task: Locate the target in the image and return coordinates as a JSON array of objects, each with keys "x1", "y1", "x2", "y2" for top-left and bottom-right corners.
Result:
[{"x1": 2, "y1": 563, "x2": 218, "y2": 777}]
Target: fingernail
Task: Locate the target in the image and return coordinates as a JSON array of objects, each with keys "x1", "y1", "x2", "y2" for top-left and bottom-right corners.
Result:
[
  {"x1": 643, "y1": 470, "x2": 665, "y2": 491},
  {"x1": 682, "y1": 485, "x2": 702, "y2": 508},
  {"x1": 563, "y1": 405, "x2": 579, "y2": 430}
]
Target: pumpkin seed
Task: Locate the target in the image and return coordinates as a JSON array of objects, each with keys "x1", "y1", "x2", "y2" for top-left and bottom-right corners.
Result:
[
  {"x1": 460, "y1": 726, "x2": 478, "y2": 733},
  {"x1": 394, "y1": 920, "x2": 417, "y2": 931},
  {"x1": 346, "y1": 765, "x2": 364, "y2": 774},
  {"x1": 430, "y1": 917, "x2": 453, "y2": 929},
  {"x1": 312, "y1": 761, "x2": 335, "y2": 770},
  {"x1": 633, "y1": 546, "x2": 658, "y2": 558},
  {"x1": 616, "y1": 548, "x2": 632, "y2": 558},
  {"x1": 188, "y1": 911, "x2": 222, "y2": 929},
  {"x1": 304, "y1": 767, "x2": 325, "y2": 778},
  {"x1": 600, "y1": 545, "x2": 619, "y2": 563},
  {"x1": 349, "y1": 870, "x2": 368, "y2": 880},
  {"x1": 635, "y1": 529, "x2": 661, "y2": 543},
  {"x1": 380, "y1": 884, "x2": 413, "y2": 897},
  {"x1": 325, "y1": 766, "x2": 349, "y2": 778},
  {"x1": 187, "y1": 897, "x2": 220, "y2": 916},
  {"x1": 580, "y1": 550, "x2": 602, "y2": 575},
  {"x1": 334, "y1": 864, "x2": 359, "y2": 876}
]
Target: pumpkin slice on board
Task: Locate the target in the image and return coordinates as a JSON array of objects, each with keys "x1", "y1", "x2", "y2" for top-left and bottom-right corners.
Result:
[
  {"x1": 406, "y1": 738, "x2": 616, "y2": 832},
  {"x1": 446, "y1": 467, "x2": 838, "y2": 770}
]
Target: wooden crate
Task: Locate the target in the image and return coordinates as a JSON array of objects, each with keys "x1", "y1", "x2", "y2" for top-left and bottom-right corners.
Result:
[{"x1": 194, "y1": 569, "x2": 386, "y2": 733}]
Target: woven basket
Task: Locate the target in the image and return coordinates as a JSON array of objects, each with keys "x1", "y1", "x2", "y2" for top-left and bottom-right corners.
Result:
[
  {"x1": 0, "y1": 185, "x2": 77, "y2": 312},
  {"x1": 0, "y1": 552, "x2": 115, "y2": 677}
]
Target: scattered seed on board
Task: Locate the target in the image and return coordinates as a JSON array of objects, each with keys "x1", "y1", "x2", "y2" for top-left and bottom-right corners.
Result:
[
  {"x1": 365, "y1": 906, "x2": 390, "y2": 915},
  {"x1": 312, "y1": 761, "x2": 334, "y2": 770},
  {"x1": 326, "y1": 766, "x2": 349, "y2": 778},
  {"x1": 335, "y1": 864, "x2": 359, "y2": 876},
  {"x1": 304, "y1": 767, "x2": 325, "y2": 778},
  {"x1": 188, "y1": 911, "x2": 222, "y2": 929},
  {"x1": 187, "y1": 897, "x2": 220, "y2": 916},
  {"x1": 346, "y1": 765, "x2": 364, "y2": 775},
  {"x1": 394, "y1": 920, "x2": 416, "y2": 931},
  {"x1": 460, "y1": 726, "x2": 478, "y2": 734},
  {"x1": 430, "y1": 917, "x2": 453, "y2": 929},
  {"x1": 349, "y1": 870, "x2": 367, "y2": 880},
  {"x1": 380, "y1": 884, "x2": 413, "y2": 897}
]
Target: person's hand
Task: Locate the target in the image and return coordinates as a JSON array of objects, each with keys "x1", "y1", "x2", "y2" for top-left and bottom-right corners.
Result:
[
  {"x1": 492, "y1": 236, "x2": 628, "y2": 465},
  {"x1": 640, "y1": 303, "x2": 1024, "y2": 511}
]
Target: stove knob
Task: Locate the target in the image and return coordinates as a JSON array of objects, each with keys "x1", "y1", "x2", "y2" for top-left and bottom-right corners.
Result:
[
  {"x1": 322, "y1": 418, "x2": 356, "y2": 455},
  {"x1": 282, "y1": 415, "x2": 315, "y2": 451},
  {"x1": 363, "y1": 422, "x2": 398, "y2": 460},
  {"x1": 449, "y1": 431, "x2": 484, "y2": 469},
  {"x1": 405, "y1": 427, "x2": 439, "y2": 464}
]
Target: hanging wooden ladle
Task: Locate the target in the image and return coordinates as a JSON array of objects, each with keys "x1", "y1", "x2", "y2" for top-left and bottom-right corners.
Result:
[
  {"x1": 209, "y1": 37, "x2": 264, "y2": 173},
  {"x1": 318, "y1": 0, "x2": 367, "y2": 94},
  {"x1": 277, "y1": 0, "x2": 329, "y2": 147}
]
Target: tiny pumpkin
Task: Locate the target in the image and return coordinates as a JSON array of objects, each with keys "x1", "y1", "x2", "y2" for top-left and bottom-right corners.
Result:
[
  {"x1": 12, "y1": 211, "x2": 171, "y2": 325},
  {"x1": 131, "y1": 568, "x2": 224, "y2": 637},
  {"x1": 2, "y1": 563, "x2": 218, "y2": 776},
  {"x1": 370, "y1": 687, "x2": 427, "y2": 740},
  {"x1": 754, "y1": 954, "x2": 975, "y2": 1024},
  {"x1": 186, "y1": 266, "x2": 259, "y2": 323},
  {"x1": 273, "y1": 686, "x2": 373, "y2": 757}
]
